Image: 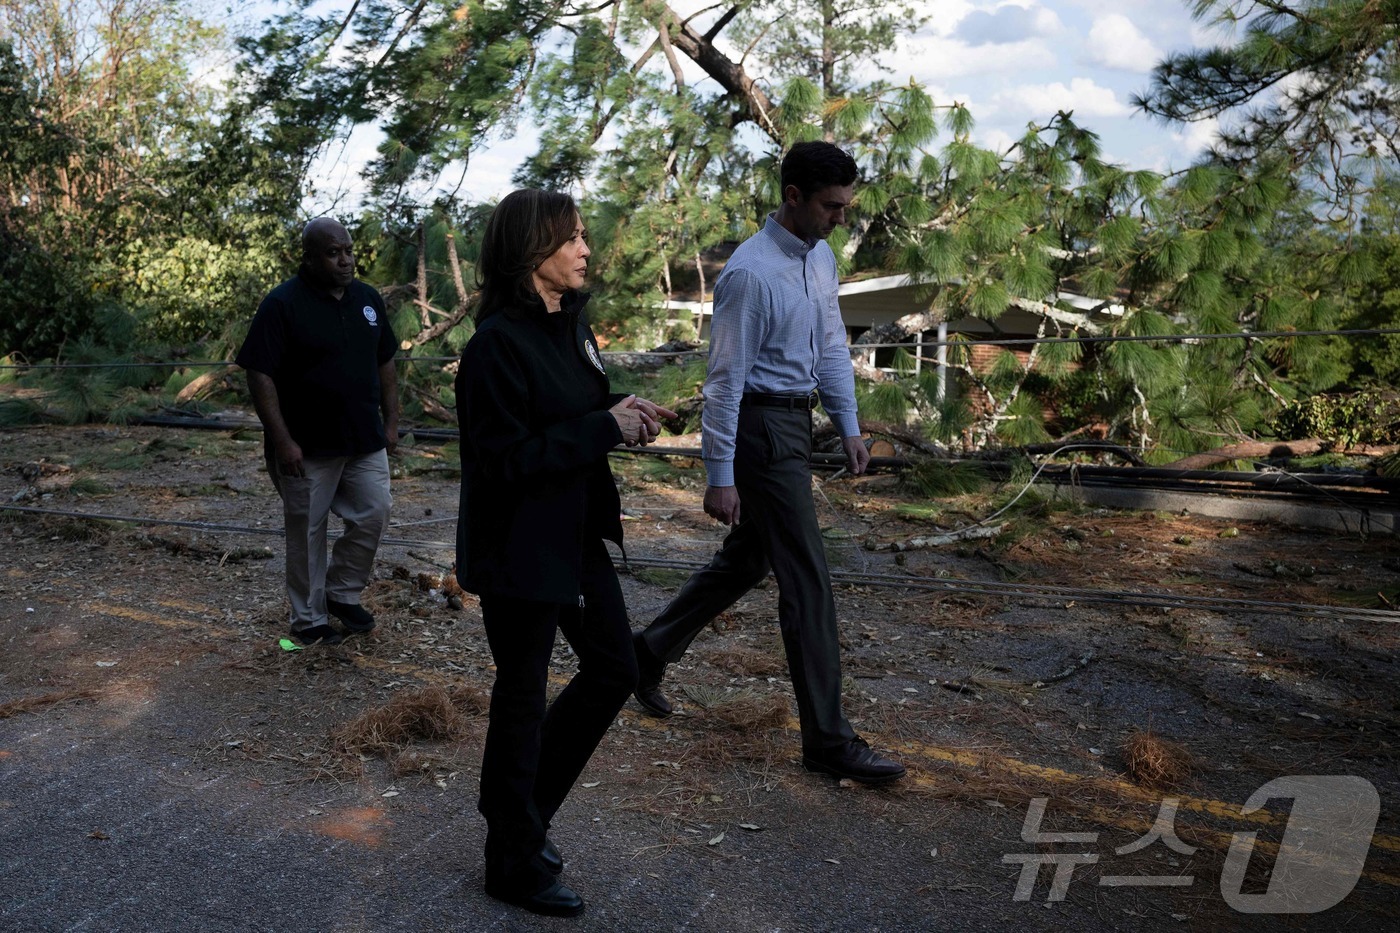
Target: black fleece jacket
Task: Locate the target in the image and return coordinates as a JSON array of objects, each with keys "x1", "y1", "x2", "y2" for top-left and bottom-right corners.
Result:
[{"x1": 453, "y1": 290, "x2": 626, "y2": 604}]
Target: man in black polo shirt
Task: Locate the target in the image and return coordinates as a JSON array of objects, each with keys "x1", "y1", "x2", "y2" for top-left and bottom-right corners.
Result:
[{"x1": 237, "y1": 217, "x2": 400, "y2": 645}]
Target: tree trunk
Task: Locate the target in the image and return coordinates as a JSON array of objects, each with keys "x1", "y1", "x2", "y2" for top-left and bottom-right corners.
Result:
[
  {"x1": 1163, "y1": 439, "x2": 1400, "y2": 471},
  {"x1": 175, "y1": 365, "x2": 237, "y2": 403},
  {"x1": 662, "y1": 5, "x2": 781, "y2": 143}
]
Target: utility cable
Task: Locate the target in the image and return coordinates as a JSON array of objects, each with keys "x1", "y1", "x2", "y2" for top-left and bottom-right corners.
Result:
[
  {"x1": 5, "y1": 327, "x2": 1400, "y2": 370},
  {"x1": 3, "y1": 502, "x2": 1394, "y2": 623}
]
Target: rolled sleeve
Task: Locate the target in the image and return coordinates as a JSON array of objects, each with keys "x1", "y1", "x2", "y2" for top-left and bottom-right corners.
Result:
[{"x1": 701, "y1": 269, "x2": 769, "y2": 486}]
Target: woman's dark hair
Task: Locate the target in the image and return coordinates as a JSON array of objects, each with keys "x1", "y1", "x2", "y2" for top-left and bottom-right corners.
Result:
[
  {"x1": 780, "y1": 141, "x2": 858, "y2": 199},
  {"x1": 475, "y1": 189, "x2": 580, "y2": 322}
]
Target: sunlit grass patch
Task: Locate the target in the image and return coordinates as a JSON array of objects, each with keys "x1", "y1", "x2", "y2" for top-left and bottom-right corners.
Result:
[
  {"x1": 634, "y1": 567, "x2": 692, "y2": 588},
  {"x1": 73, "y1": 439, "x2": 154, "y2": 471},
  {"x1": 69, "y1": 477, "x2": 113, "y2": 496},
  {"x1": 0, "y1": 397, "x2": 46, "y2": 427},
  {"x1": 891, "y1": 502, "x2": 944, "y2": 521},
  {"x1": 900, "y1": 458, "x2": 988, "y2": 498}
]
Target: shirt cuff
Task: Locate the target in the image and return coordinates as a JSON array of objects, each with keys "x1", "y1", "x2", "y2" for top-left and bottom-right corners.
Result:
[
  {"x1": 704, "y1": 459, "x2": 735, "y2": 487},
  {"x1": 832, "y1": 410, "x2": 861, "y2": 439}
]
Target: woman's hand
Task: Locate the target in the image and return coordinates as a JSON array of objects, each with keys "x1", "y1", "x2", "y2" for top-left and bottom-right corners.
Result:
[
  {"x1": 610, "y1": 396, "x2": 681, "y2": 446},
  {"x1": 609, "y1": 396, "x2": 650, "y2": 447},
  {"x1": 631, "y1": 397, "x2": 679, "y2": 444}
]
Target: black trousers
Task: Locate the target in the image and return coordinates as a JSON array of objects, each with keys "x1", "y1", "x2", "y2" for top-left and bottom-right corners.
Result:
[
  {"x1": 638, "y1": 405, "x2": 857, "y2": 751},
  {"x1": 477, "y1": 538, "x2": 637, "y2": 894}
]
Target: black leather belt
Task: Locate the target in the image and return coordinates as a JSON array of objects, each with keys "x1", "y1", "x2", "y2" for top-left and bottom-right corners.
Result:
[{"x1": 741, "y1": 391, "x2": 819, "y2": 411}]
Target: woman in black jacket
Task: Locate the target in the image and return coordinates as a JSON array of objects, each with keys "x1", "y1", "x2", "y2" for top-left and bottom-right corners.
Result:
[{"x1": 455, "y1": 189, "x2": 676, "y2": 917}]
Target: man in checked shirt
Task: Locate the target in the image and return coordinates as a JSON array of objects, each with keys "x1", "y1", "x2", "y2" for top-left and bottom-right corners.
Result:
[{"x1": 631, "y1": 141, "x2": 905, "y2": 784}]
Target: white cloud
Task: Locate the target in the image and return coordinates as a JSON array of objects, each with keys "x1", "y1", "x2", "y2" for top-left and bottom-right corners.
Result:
[
  {"x1": 1086, "y1": 14, "x2": 1163, "y2": 72},
  {"x1": 1171, "y1": 116, "x2": 1219, "y2": 158},
  {"x1": 974, "y1": 127, "x2": 1018, "y2": 156},
  {"x1": 873, "y1": 31, "x2": 1059, "y2": 84},
  {"x1": 912, "y1": 0, "x2": 980, "y2": 39},
  {"x1": 995, "y1": 77, "x2": 1131, "y2": 119},
  {"x1": 955, "y1": 2, "x2": 1064, "y2": 45},
  {"x1": 1059, "y1": 0, "x2": 1157, "y2": 14}
]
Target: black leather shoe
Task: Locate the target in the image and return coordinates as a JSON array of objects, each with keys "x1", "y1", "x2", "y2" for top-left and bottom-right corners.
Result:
[
  {"x1": 803, "y1": 737, "x2": 906, "y2": 784},
  {"x1": 540, "y1": 838, "x2": 563, "y2": 875},
  {"x1": 632, "y1": 632, "x2": 673, "y2": 718},
  {"x1": 327, "y1": 599, "x2": 376, "y2": 634},
  {"x1": 485, "y1": 879, "x2": 585, "y2": 918},
  {"x1": 290, "y1": 623, "x2": 343, "y2": 646}
]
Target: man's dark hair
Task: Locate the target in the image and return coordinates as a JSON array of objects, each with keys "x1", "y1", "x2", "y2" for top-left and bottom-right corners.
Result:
[
  {"x1": 475, "y1": 189, "x2": 580, "y2": 322},
  {"x1": 780, "y1": 141, "x2": 858, "y2": 198}
]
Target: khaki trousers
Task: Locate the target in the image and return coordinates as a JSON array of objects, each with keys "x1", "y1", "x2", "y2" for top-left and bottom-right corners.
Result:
[{"x1": 267, "y1": 449, "x2": 391, "y2": 632}]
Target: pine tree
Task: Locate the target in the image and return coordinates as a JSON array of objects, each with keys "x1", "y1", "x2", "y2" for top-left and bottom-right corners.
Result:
[
  {"x1": 1136, "y1": 0, "x2": 1400, "y2": 222},
  {"x1": 222, "y1": 0, "x2": 1394, "y2": 454}
]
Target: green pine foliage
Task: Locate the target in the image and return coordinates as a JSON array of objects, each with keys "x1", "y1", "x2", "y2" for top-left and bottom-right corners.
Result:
[
  {"x1": 857, "y1": 382, "x2": 912, "y2": 424},
  {"x1": 901, "y1": 459, "x2": 988, "y2": 498},
  {"x1": 3, "y1": 0, "x2": 1398, "y2": 465}
]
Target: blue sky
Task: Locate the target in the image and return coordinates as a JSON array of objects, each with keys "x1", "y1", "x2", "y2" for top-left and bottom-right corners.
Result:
[
  {"x1": 233, "y1": 1, "x2": 1227, "y2": 210},
  {"x1": 879, "y1": 0, "x2": 1220, "y2": 171}
]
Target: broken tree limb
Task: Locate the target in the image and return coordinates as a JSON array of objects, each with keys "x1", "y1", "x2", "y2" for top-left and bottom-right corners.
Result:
[
  {"x1": 415, "y1": 222, "x2": 431, "y2": 329},
  {"x1": 175, "y1": 365, "x2": 237, "y2": 403},
  {"x1": 1016, "y1": 441, "x2": 1147, "y2": 466},
  {"x1": 409, "y1": 386, "x2": 456, "y2": 425},
  {"x1": 410, "y1": 305, "x2": 473, "y2": 347},
  {"x1": 1162, "y1": 438, "x2": 1400, "y2": 471},
  {"x1": 866, "y1": 523, "x2": 1003, "y2": 552},
  {"x1": 813, "y1": 419, "x2": 946, "y2": 456},
  {"x1": 660, "y1": 4, "x2": 780, "y2": 141},
  {"x1": 1033, "y1": 652, "x2": 1096, "y2": 688}
]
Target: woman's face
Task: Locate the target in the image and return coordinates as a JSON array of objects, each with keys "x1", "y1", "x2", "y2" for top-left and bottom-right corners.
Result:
[{"x1": 531, "y1": 214, "x2": 590, "y2": 305}]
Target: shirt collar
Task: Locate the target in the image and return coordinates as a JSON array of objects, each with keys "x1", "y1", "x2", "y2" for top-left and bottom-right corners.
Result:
[
  {"x1": 762, "y1": 213, "x2": 816, "y2": 258},
  {"x1": 296, "y1": 267, "x2": 350, "y2": 299}
]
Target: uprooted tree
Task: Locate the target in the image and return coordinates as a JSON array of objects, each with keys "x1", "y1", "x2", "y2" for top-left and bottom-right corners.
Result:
[
  {"x1": 5, "y1": 1, "x2": 1396, "y2": 460},
  {"x1": 223, "y1": 0, "x2": 1397, "y2": 457}
]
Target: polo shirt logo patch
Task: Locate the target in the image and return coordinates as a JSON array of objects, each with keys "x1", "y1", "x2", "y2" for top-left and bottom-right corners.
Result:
[
  {"x1": 363, "y1": 306, "x2": 378, "y2": 325},
  {"x1": 585, "y1": 340, "x2": 606, "y2": 374}
]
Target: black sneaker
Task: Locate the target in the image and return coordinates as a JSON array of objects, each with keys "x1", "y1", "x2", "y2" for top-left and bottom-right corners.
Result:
[
  {"x1": 291, "y1": 623, "x2": 343, "y2": 646},
  {"x1": 327, "y1": 599, "x2": 376, "y2": 634}
]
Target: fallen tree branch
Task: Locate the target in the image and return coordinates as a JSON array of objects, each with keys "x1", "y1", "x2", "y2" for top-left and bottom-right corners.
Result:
[
  {"x1": 1017, "y1": 441, "x2": 1147, "y2": 467},
  {"x1": 410, "y1": 304, "x2": 473, "y2": 347},
  {"x1": 865, "y1": 523, "x2": 1003, "y2": 552},
  {"x1": 409, "y1": 385, "x2": 457, "y2": 424},
  {"x1": 175, "y1": 365, "x2": 237, "y2": 403},
  {"x1": 1163, "y1": 438, "x2": 1400, "y2": 471},
  {"x1": 813, "y1": 419, "x2": 946, "y2": 456},
  {"x1": 1034, "y1": 652, "x2": 1096, "y2": 687}
]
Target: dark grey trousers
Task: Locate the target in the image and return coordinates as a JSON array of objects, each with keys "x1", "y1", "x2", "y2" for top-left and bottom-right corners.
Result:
[{"x1": 638, "y1": 405, "x2": 857, "y2": 751}]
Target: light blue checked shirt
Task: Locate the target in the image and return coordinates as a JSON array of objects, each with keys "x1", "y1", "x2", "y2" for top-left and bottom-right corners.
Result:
[{"x1": 701, "y1": 214, "x2": 860, "y2": 487}]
